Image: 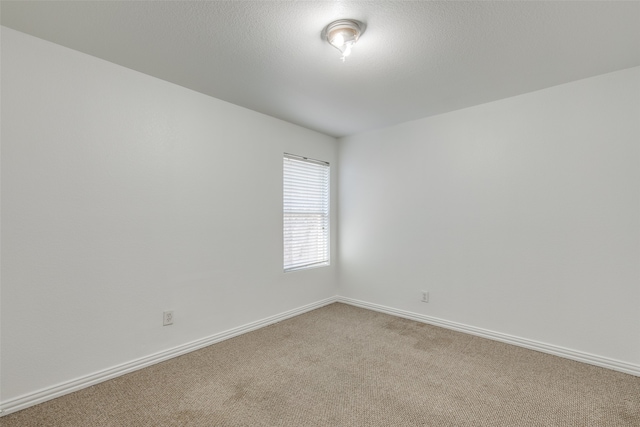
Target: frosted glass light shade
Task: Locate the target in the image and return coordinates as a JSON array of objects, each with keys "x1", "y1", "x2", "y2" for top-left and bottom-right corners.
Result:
[{"x1": 324, "y1": 19, "x2": 364, "y2": 62}]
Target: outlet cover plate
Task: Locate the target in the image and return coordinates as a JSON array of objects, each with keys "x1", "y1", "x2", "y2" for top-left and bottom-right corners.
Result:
[
  {"x1": 421, "y1": 291, "x2": 429, "y2": 303},
  {"x1": 163, "y1": 310, "x2": 174, "y2": 326}
]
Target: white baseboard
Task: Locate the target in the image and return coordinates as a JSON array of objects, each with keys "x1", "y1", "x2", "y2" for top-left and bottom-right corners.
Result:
[
  {"x1": 3, "y1": 295, "x2": 637, "y2": 417},
  {"x1": 0, "y1": 296, "x2": 338, "y2": 417},
  {"x1": 337, "y1": 296, "x2": 640, "y2": 378}
]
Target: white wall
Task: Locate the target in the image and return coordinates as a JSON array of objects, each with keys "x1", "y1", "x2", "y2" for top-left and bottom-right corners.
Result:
[
  {"x1": 339, "y1": 67, "x2": 640, "y2": 366},
  {"x1": 0, "y1": 27, "x2": 338, "y2": 403}
]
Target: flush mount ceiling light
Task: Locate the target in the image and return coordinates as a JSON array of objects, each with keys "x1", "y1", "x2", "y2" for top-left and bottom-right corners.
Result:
[{"x1": 322, "y1": 19, "x2": 365, "y2": 62}]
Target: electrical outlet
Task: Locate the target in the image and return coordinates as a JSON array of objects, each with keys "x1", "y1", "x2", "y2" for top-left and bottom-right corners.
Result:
[
  {"x1": 163, "y1": 310, "x2": 174, "y2": 326},
  {"x1": 421, "y1": 291, "x2": 429, "y2": 303}
]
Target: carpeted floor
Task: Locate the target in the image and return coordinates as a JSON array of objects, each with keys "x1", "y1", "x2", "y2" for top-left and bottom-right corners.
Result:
[{"x1": 2, "y1": 303, "x2": 639, "y2": 426}]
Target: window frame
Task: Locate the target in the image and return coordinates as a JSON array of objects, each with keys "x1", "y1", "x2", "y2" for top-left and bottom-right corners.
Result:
[{"x1": 283, "y1": 153, "x2": 330, "y2": 272}]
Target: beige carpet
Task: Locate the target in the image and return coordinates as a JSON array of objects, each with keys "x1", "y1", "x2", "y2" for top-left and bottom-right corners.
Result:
[{"x1": 3, "y1": 303, "x2": 639, "y2": 426}]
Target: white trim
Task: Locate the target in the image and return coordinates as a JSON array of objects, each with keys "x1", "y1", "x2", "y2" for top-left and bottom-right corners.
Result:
[
  {"x1": 3, "y1": 295, "x2": 638, "y2": 417},
  {"x1": 0, "y1": 296, "x2": 338, "y2": 416},
  {"x1": 337, "y1": 296, "x2": 640, "y2": 378}
]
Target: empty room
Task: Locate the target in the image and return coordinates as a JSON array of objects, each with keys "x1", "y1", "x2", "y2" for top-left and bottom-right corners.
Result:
[{"x1": 1, "y1": 1, "x2": 639, "y2": 426}]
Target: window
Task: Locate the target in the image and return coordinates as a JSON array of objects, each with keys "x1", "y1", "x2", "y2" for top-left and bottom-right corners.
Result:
[{"x1": 283, "y1": 153, "x2": 330, "y2": 271}]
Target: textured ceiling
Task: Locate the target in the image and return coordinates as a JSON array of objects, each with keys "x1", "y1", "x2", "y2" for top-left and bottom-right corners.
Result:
[{"x1": 2, "y1": 1, "x2": 639, "y2": 137}]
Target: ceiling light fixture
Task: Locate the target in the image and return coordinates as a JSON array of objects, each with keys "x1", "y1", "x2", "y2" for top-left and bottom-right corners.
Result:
[{"x1": 323, "y1": 19, "x2": 364, "y2": 62}]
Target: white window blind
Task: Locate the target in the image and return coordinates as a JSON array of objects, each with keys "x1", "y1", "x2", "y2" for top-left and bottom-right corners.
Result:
[{"x1": 283, "y1": 154, "x2": 330, "y2": 272}]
